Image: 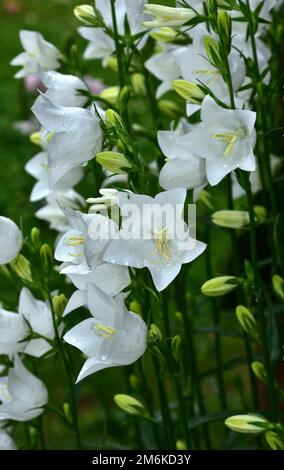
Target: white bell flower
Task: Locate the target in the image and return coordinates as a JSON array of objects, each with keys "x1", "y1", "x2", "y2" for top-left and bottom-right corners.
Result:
[
  {"x1": 185, "y1": 96, "x2": 257, "y2": 186},
  {"x1": 0, "y1": 217, "x2": 23, "y2": 265},
  {"x1": 25, "y1": 151, "x2": 83, "y2": 202},
  {"x1": 0, "y1": 308, "x2": 28, "y2": 356},
  {"x1": 35, "y1": 190, "x2": 85, "y2": 233},
  {"x1": 158, "y1": 124, "x2": 207, "y2": 191},
  {"x1": 0, "y1": 356, "x2": 48, "y2": 422},
  {"x1": 64, "y1": 284, "x2": 147, "y2": 382},
  {"x1": 32, "y1": 95, "x2": 103, "y2": 187},
  {"x1": 54, "y1": 209, "x2": 130, "y2": 315},
  {"x1": 11, "y1": 30, "x2": 61, "y2": 78},
  {"x1": 35, "y1": 70, "x2": 89, "y2": 108},
  {"x1": 103, "y1": 189, "x2": 207, "y2": 291}
]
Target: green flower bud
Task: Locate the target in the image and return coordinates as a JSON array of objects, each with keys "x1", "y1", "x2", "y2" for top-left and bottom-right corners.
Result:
[
  {"x1": 100, "y1": 86, "x2": 120, "y2": 105},
  {"x1": 74, "y1": 5, "x2": 97, "y2": 25},
  {"x1": 176, "y1": 439, "x2": 187, "y2": 450},
  {"x1": 143, "y1": 5, "x2": 194, "y2": 28},
  {"x1": 131, "y1": 74, "x2": 147, "y2": 96},
  {"x1": 40, "y1": 244, "x2": 53, "y2": 273},
  {"x1": 119, "y1": 86, "x2": 132, "y2": 111},
  {"x1": 197, "y1": 190, "x2": 215, "y2": 211},
  {"x1": 217, "y1": 10, "x2": 231, "y2": 52},
  {"x1": 158, "y1": 99, "x2": 181, "y2": 118},
  {"x1": 148, "y1": 323, "x2": 163, "y2": 342},
  {"x1": 150, "y1": 27, "x2": 178, "y2": 42},
  {"x1": 63, "y1": 403, "x2": 73, "y2": 424},
  {"x1": 201, "y1": 276, "x2": 238, "y2": 297},
  {"x1": 129, "y1": 375, "x2": 141, "y2": 392},
  {"x1": 105, "y1": 109, "x2": 125, "y2": 131},
  {"x1": 204, "y1": 36, "x2": 222, "y2": 68},
  {"x1": 114, "y1": 394, "x2": 145, "y2": 416},
  {"x1": 236, "y1": 305, "x2": 259, "y2": 340},
  {"x1": 129, "y1": 299, "x2": 142, "y2": 315},
  {"x1": 272, "y1": 275, "x2": 284, "y2": 300},
  {"x1": 172, "y1": 80, "x2": 205, "y2": 103},
  {"x1": 96, "y1": 151, "x2": 132, "y2": 174},
  {"x1": 212, "y1": 210, "x2": 249, "y2": 229},
  {"x1": 254, "y1": 205, "x2": 267, "y2": 224},
  {"x1": 265, "y1": 431, "x2": 284, "y2": 450},
  {"x1": 225, "y1": 414, "x2": 269, "y2": 434},
  {"x1": 172, "y1": 335, "x2": 182, "y2": 361},
  {"x1": 10, "y1": 254, "x2": 33, "y2": 284},
  {"x1": 52, "y1": 294, "x2": 68, "y2": 317},
  {"x1": 30, "y1": 227, "x2": 41, "y2": 251},
  {"x1": 251, "y1": 361, "x2": 268, "y2": 384},
  {"x1": 107, "y1": 56, "x2": 118, "y2": 72}
]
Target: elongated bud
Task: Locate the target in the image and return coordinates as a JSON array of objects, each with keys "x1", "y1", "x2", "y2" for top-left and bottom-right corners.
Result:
[
  {"x1": 225, "y1": 414, "x2": 269, "y2": 434},
  {"x1": 206, "y1": 0, "x2": 218, "y2": 18},
  {"x1": 236, "y1": 305, "x2": 258, "y2": 340},
  {"x1": 143, "y1": 5, "x2": 194, "y2": 28},
  {"x1": 148, "y1": 323, "x2": 163, "y2": 342},
  {"x1": 114, "y1": 394, "x2": 145, "y2": 416},
  {"x1": 119, "y1": 86, "x2": 131, "y2": 112},
  {"x1": 53, "y1": 294, "x2": 68, "y2": 317},
  {"x1": 30, "y1": 227, "x2": 41, "y2": 251},
  {"x1": 212, "y1": 210, "x2": 249, "y2": 229},
  {"x1": 129, "y1": 374, "x2": 141, "y2": 393},
  {"x1": 99, "y1": 86, "x2": 120, "y2": 105},
  {"x1": 204, "y1": 36, "x2": 222, "y2": 68},
  {"x1": 96, "y1": 151, "x2": 132, "y2": 174},
  {"x1": 265, "y1": 431, "x2": 284, "y2": 450},
  {"x1": 74, "y1": 5, "x2": 97, "y2": 25},
  {"x1": 29, "y1": 426, "x2": 38, "y2": 449},
  {"x1": 254, "y1": 205, "x2": 267, "y2": 224},
  {"x1": 10, "y1": 254, "x2": 33, "y2": 284},
  {"x1": 198, "y1": 190, "x2": 215, "y2": 211},
  {"x1": 131, "y1": 74, "x2": 146, "y2": 96},
  {"x1": 251, "y1": 361, "x2": 268, "y2": 384},
  {"x1": 272, "y1": 275, "x2": 284, "y2": 300},
  {"x1": 217, "y1": 10, "x2": 231, "y2": 52},
  {"x1": 63, "y1": 403, "x2": 73, "y2": 424},
  {"x1": 172, "y1": 335, "x2": 182, "y2": 361},
  {"x1": 172, "y1": 80, "x2": 205, "y2": 103},
  {"x1": 40, "y1": 244, "x2": 53, "y2": 272},
  {"x1": 150, "y1": 27, "x2": 178, "y2": 42},
  {"x1": 105, "y1": 109, "x2": 125, "y2": 131},
  {"x1": 201, "y1": 276, "x2": 238, "y2": 297},
  {"x1": 107, "y1": 56, "x2": 118, "y2": 72},
  {"x1": 158, "y1": 99, "x2": 180, "y2": 118}
]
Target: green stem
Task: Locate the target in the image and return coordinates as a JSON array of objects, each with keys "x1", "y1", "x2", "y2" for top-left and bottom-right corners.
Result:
[
  {"x1": 240, "y1": 171, "x2": 278, "y2": 421},
  {"x1": 44, "y1": 287, "x2": 82, "y2": 450},
  {"x1": 161, "y1": 290, "x2": 193, "y2": 449}
]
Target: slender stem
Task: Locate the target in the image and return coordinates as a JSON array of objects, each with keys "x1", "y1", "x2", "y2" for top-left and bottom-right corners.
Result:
[
  {"x1": 43, "y1": 286, "x2": 82, "y2": 449},
  {"x1": 110, "y1": 0, "x2": 124, "y2": 89},
  {"x1": 240, "y1": 171, "x2": 278, "y2": 421},
  {"x1": 161, "y1": 290, "x2": 193, "y2": 449}
]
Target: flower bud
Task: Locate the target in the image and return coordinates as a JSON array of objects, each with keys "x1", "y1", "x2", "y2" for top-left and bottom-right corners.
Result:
[
  {"x1": 74, "y1": 5, "x2": 97, "y2": 25},
  {"x1": 107, "y1": 56, "x2": 118, "y2": 72},
  {"x1": 119, "y1": 86, "x2": 132, "y2": 111},
  {"x1": 254, "y1": 205, "x2": 267, "y2": 224},
  {"x1": 114, "y1": 394, "x2": 145, "y2": 416},
  {"x1": 212, "y1": 210, "x2": 249, "y2": 229},
  {"x1": 143, "y1": 5, "x2": 194, "y2": 28},
  {"x1": 217, "y1": 10, "x2": 231, "y2": 51},
  {"x1": 40, "y1": 244, "x2": 53, "y2": 273},
  {"x1": 236, "y1": 305, "x2": 258, "y2": 340},
  {"x1": 129, "y1": 299, "x2": 142, "y2": 315},
  {"x1": 158, "y1": 99, "x2": 180, "y2": 118},
  {"x1": 96, "y1": 151, "x2": 132, "y2": 174},
  {"x1": 201, "y1": 276, "x2": 238, "y2": 297},
  {"x1": 53, "y1": 294, "x2": 68, "y2": 317},
  {"x1": 30, "y1": 227, "x2": 41, "y2": 251},
  {"x1": 105, "y1": 109, "x2": 125, "y2": 131},
  {"x1": 99, "y1": 86, "x2": 120, "y2": 105},
  {"x1": 204, "y1": 36, "x2": 222, "y2": 68},
  {"x1": 129, "y1": 375, "x2": 141, "y2": 392},
  {"x1": 197, "y1": 190, "x2": 215, "y2": 211},
  {"x1": 172, "y1": 80, "x2": 205, "y2": 103},
  {"x1": 176, "y1": 439, "x2": 187, "y2": 450},
  {"x1": 272, "y1": 275, "x2": 284, "y2": 300},
  {"x1": 63, "y1": 403, "x2": 73, "y2": 424},
  {"x1": 148, "y1": 323, "x2": 163, "y2": 343},
  {"x1": 225, "y1": 414, "x2": 269, "y2": 434},
  {"x1": 150, "y1": 27, "x2": 178, "y2": 42},
  {"x1": 251, "y1": 361, "x2": 268, "y2": 384},
  {"x1": 172, "y1": 335, "x2": 182, "y2": 361},
  {"x1": 10, "y1": 254, "x2": 33, "y2": 284},
  {"x1": 265, "y1": 431, "x2": 284, "y2": 450},
  {"x1": 131, "y1": 74, "x2": 146, "y2": 96}
]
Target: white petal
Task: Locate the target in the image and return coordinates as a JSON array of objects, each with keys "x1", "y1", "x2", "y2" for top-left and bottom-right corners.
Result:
[
  {"x1": 0, "y1": 430, "x2": 16, "y2": 450},
  {"x1": 0, "y1": 217, "x2": 23, "y2": 264},
  {"x1": 63, "y1": 289, "x2": 87, "y2": 316}
]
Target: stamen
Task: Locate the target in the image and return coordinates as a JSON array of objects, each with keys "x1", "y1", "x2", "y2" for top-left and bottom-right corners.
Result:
[
  {"x1": 95, "y1": 324, "x2": 117, "y2": 339},
  {"x1": 212, "y1": 128, "x2": 246, "y2": 157},
  {"x1": 154, "y1": 227, "x2": 172, "y2": 262}
]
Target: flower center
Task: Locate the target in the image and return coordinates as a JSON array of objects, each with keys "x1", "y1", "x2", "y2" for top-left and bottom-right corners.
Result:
[
  {"x1": 154, "y1": 227, "x2": 172, "y2": 262},
  {"x1": 95, "y1": 324, "x2": 117, "y2": 339},
  {"x1": 67, "y1": 236, "x2": 85, "y2": 257},
  {"x1": 212, "y1": 128, "x2": 247, "y2": 157}
]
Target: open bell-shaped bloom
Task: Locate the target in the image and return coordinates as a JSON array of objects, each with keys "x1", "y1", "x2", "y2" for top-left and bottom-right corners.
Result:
[
  {"x1": 25, "y1": 151, "x2": 83, "y2": 202},
  {"x1": 158, "y1": 122, "x2": 207, "y2": 191},
  {"x1": 11, "y1": 30, "x2": 61, "y2": 78},
  {"x1": 185, "y1": 96, "x2": 257, "y2": 186},
  {"x1": 103, "y1": 189, "x2": 207, "y2": 291},
  {"x1": 0, "y1": 308, "x2": 28, "y2": 356},
  {"x1": 35, "y1": 70, "x2": 89, "y2": 108},
  {"x1": 64, "y1": 284, "x2": 147, "y2": 382},
  {"x1": 0, "y1": 217, "x2": 23, "y2": 265},
  {"x1": 0, "y1": 356, "x2": 48, "y2": 422},
  {"x1": 32, "y1": 95, "x2": 103, "y2": 187}
]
